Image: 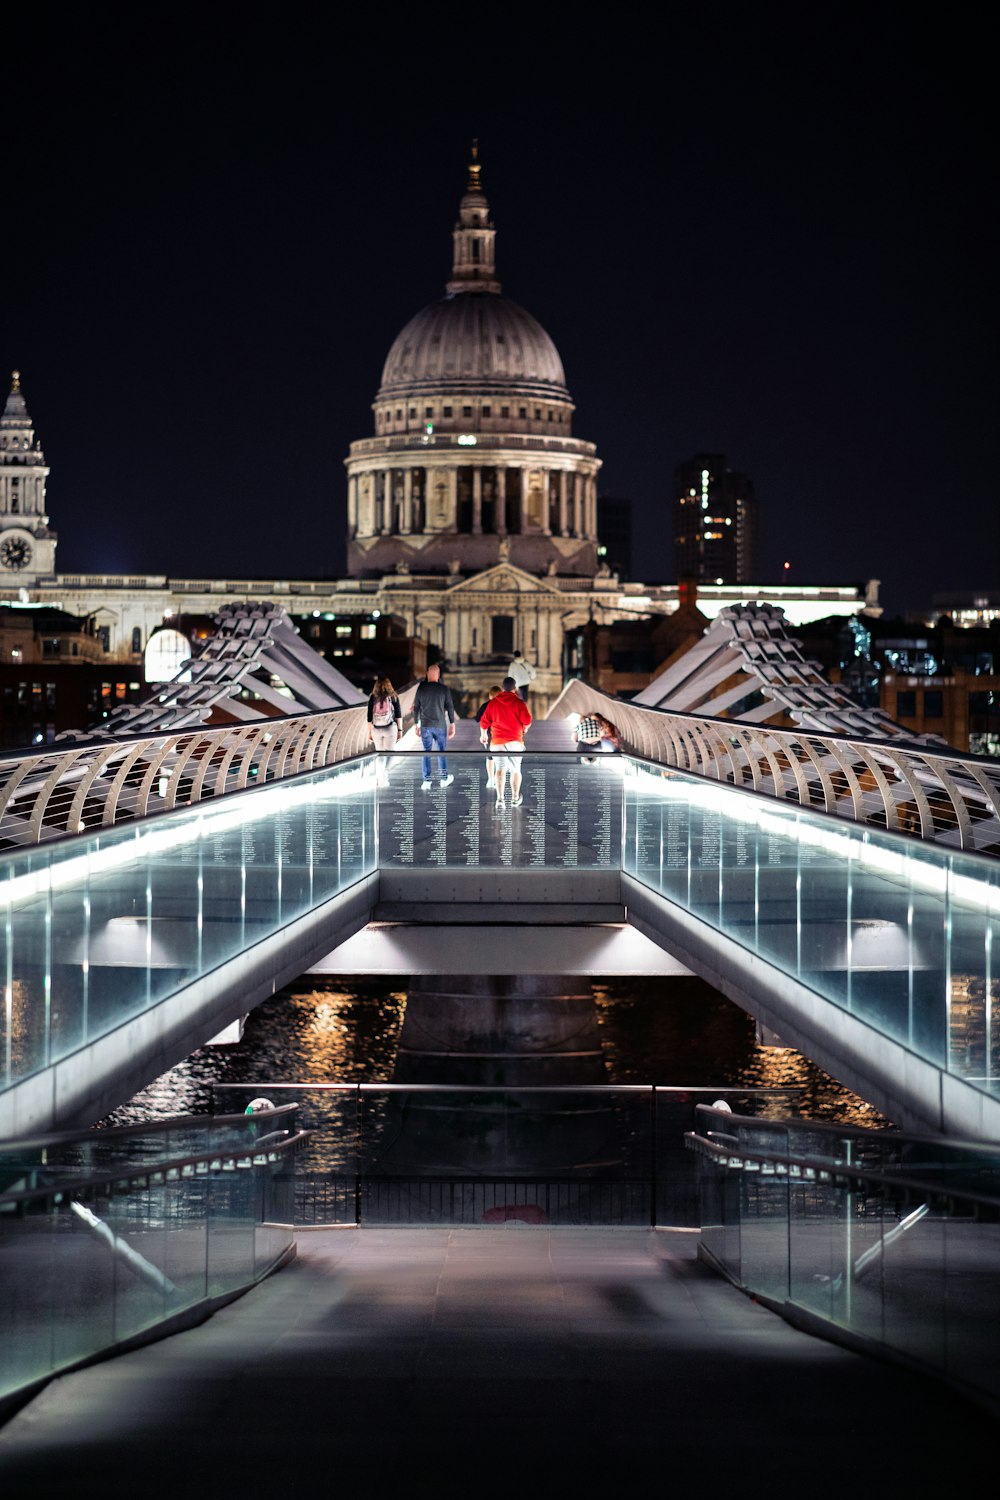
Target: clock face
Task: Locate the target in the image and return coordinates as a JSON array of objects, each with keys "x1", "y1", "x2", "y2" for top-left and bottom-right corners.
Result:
[{"x1": 0, "y1": 535, "x2": 33, "y2": 570}]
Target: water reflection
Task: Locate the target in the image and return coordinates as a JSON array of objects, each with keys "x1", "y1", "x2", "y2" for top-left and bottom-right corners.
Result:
[
  {"x1": 592, "y1": 978, "x2": 890, "y2": 1131},
  {"x1": 102, "y1": 972, "x2": 889, "y2": 1182}
]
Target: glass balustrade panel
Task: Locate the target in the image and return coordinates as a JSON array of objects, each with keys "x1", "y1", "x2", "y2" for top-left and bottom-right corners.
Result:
[
  {"x1": 0, "y1": 763, "x2": 377, "y2": 1091},
  {"x1": 377, "y1": 752, "x2": 621, "y2": 871}
]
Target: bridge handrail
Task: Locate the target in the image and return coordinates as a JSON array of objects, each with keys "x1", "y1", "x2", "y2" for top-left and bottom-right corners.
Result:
[
  {"x1": 686, "y1": 1103, "x2": 1000, "y2": 1414},
  {"x1": 0, "y1": 684, "x2": 420, "y2": 848},
  {"x1": 551, "y1": 680, "x2": 1000, "y2": 855}
]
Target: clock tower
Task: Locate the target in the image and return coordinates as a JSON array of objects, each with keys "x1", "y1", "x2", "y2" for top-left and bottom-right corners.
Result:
[{"x1": 0, "y1": 371, "x2": 57, "y2": 582}]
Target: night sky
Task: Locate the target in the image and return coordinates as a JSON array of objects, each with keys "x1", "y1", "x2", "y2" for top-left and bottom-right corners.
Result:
[{"x1": 3, "y1": 8, "x2": 996, "y2": 617}]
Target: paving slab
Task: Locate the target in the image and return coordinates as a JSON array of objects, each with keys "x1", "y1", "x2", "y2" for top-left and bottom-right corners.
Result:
[{"x1": 0, "y1": 1227, "x2": 995, "y2": 1497}]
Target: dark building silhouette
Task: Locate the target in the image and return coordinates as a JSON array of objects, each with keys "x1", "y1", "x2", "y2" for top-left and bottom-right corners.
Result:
[
  {"x1": 596, "y1": 495, "x2": 632, "y2": 580},
  {"x1": 673, "y1": 454, "x2": 757, "y2": 583}
]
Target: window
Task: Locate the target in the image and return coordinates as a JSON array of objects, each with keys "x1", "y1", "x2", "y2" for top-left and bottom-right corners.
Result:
[
  {"x1": 501, "y1": 406, "x2": 509, "y2": 417},
  {"x1": 42, "y1": 639, "x2": 60, "y2": 657},
  {"x1": 463, "y1": 405, "x2": 472, "y2": 417},
  {"x1": 491, "y1": 615, "x2": 514, "y2": 655},
  {"x1": 483, "y1": 405, "x2": 491, "y2": 416},
  {"x1": 131, "y1": 626, "x2": 142, "y2": 653},
  {"x1": 360, "y1": 623, "x2": 376, "y2": 640},
  {"x1": 519, "y1": 407, "x2": 527, "y2": 418},
  {"x1": 335, "y1": 624, "x2": 353, "y2": 637},
  {"x1": 535, "y1": 409, "x2": 541, "y2": 419},
  {"x1": 409, "y1": 407, "x2": 416, "y2": 418},
  {"x1": 443, "y1": 406, "x2": 452, "y2": 417},
  {"x1": 897, "y1": 691, "x2": 917, "y2": 718},
  {"x1": 923, "y1": 690, "x2": 943, "y2": 719}
]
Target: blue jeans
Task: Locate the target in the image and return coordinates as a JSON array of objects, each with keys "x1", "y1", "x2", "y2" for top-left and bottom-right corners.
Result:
[{"x1": 421, "y1": 726, "x2": 448, "y2": 780}]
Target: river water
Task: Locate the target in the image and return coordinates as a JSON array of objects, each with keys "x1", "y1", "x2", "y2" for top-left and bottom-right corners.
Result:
[{"x1": 102, "y1": 971, "x2": 890, "y2": 1174}]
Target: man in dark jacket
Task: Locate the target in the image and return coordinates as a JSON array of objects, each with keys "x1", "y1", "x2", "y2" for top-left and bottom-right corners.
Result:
[{"x1": 413, "y1": 664, "x2": 457, "y2": 788}]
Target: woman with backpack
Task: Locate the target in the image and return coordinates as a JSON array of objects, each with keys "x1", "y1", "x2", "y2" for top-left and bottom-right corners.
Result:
[{"x1": 367, "y1": 675, "x2": 403, "y2": 785}]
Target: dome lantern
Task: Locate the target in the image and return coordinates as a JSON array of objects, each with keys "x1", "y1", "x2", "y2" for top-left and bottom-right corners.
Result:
[{"x1": 446, "y1": 141, "x2": 501, "y2": 297}]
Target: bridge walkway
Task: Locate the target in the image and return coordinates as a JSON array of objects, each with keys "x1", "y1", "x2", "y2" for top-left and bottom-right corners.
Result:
[{"x1": 0, "y1": 1226, "x2": 993, "y2": 1495}]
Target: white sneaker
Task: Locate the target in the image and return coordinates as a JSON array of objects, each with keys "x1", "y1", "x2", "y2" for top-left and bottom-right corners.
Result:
[
  {"x1": 486, "y1": 776, "x2": 495, "y2": 789},
  {"x1": 421, "y1": 779, "x2": 432, "y2": 790},
  {"x1": 511, "y1": 795, "x2": 523, "y2": 807},
  {"x1": 495, "y1": 796, "x2": 504, "y2": 810},
  {"x1": 440, "y1": 774, "x2": 454, "y2": 788}
]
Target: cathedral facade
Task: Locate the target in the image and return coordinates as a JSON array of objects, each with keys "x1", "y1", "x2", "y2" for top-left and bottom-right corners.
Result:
[
  {"x1": 347, "y1": 146, "x2": 601, "y2": 584},
  {"x1": 2, "y1": 152, "x2": 877, "y2": 727}
]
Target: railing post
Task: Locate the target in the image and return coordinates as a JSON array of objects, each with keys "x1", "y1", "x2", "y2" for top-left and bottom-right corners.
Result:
[
  {"x1": 354, "y1": 1085, "x2": 363, "y2": 1227},
  {"x1": 650, "y1": 1084, "x2": 657, "y2": 1227}
]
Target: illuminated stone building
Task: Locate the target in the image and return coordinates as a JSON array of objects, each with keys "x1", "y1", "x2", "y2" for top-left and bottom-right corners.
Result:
[
  {"x1": 2, "y1": 156, "x2": 880, "y2": 729},
  {"x1": 346, "y1": 145, "x2": 601, "y2": 583},
  {"x1": 0, "y1": 372, "x2": 57, "y2": 580}
]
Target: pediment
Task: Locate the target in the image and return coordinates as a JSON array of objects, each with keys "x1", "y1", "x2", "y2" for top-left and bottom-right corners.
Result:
[{"x1": 446, "y1": 563, "x2": 564, "y2": 597}]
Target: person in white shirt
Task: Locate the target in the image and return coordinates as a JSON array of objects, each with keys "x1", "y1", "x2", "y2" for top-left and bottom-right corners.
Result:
[{"x1": 508, "y1": 650, "x2": 537, "y2": 703}]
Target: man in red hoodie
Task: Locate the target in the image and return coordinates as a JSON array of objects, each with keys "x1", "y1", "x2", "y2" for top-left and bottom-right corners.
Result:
[{"x1": 479, "y1": 676, "x2": 532, "y2": 808}]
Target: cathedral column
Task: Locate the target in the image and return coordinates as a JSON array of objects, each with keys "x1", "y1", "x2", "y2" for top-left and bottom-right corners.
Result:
[
  {"x1": 472, "y1": 467, "x2": 482, "y2": 533},
  {"x1": 496, "y1": 467, "x2": 507, "y2": 534},
  {"x1": 402, "y1": 468, "x2": 413, "y2": 532},
  {"x1": 381, "y1": 470, "x2": 393, "y2": 534},
  {"x1": 587, "y1": 475, "x2": 597, "y2": 538},
  {"x1": 547, "y1": 610, "x2": 562, "y2": 670},
  {"x1": 559, "y1": 471, "x2": 568, "y2": 536},
  {"x1": 448, "y1": 467, "x2": 458, "y2": 527},
  {"x1": 572, "y1": 473, "x2": 582, "y2": 537},
  {"x1": 348, "y1": 476, "x2": 358, "y2": 534}
]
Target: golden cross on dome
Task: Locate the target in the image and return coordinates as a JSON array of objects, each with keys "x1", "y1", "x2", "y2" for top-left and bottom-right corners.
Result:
[{"x1": 11, "y1": 370, "x2": 21, "y2": 392}]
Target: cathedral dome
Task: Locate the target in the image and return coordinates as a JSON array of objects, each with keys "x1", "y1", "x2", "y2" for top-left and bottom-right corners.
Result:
[
  {"x1": 378, "y1": 293, "x2": 568, "y2": 404},
  {"x1": 346, "y1": 147, "x2": 600, "y2": 584}
]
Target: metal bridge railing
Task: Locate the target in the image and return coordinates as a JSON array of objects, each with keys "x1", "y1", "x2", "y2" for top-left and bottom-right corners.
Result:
[
  {"x1": 0, "y1": 685, "x2": 418, "y2": 851},
  {"x1": 0, "y1": 1105, "x2": 306, "y2": 1415},
  {"x1": 687, "y1": 1103, "x2": 1000, "y2": 1416},
  {"x1": 554, "y1": 680, "x2": 1000, "y2": 856},
  {"x1": 2, "y1": 678, "x2": 998, "y2": 855}
]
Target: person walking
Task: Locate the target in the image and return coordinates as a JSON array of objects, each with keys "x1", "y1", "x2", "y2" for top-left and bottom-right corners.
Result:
[
  {"x1": 475, "y1": 684, "x2": 502, "y2": 790},
  {"x1": 508, "y1": 650, "x2": 537, "y2": 703},
  {"x1": 413, "y1": 663, "x2": 457, "y2": 789},
  {"x1": 480, "y1": 675, "x2": 532, "y2": 808},
  {"x1": 367, "y1": 675, "x2": 402, "y2": 786}
]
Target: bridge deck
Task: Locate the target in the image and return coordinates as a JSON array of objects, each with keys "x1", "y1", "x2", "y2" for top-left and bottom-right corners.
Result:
[{"x1": 0, "y1": 1227, "x2": 992, "y2": 1492}]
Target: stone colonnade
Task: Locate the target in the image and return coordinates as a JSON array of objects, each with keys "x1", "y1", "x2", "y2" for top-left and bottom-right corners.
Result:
[{"x1": 347, "y1": 458, "x2": 600, "y2": 543}]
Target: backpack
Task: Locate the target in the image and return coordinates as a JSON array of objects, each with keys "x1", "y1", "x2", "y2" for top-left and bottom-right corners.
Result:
[{"x1": 372, "y1": 694, "x2": 394, "y2": 728}]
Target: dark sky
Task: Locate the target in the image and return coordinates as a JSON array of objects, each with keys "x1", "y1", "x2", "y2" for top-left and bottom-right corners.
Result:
[{"x1": 4, "y1": 7, "x2": 996, "y2": 617}]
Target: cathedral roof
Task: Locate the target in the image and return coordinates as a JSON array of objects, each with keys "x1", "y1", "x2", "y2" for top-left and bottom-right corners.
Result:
[
  {"x1": 376, "y1": 146, "x2": 570, "y2": 405},
  {"x1": 377, "y1": 293, "x2": 568, "y2": 402}
]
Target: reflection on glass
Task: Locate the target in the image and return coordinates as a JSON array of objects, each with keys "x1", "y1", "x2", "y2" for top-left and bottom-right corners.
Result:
[{"x1": 624, "y1": 760, "x2": 1000, "y2": 1099}]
